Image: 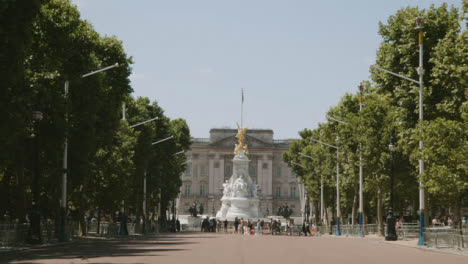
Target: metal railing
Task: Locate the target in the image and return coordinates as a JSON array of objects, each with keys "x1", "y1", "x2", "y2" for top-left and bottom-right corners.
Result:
[
  {"x1": 424, "y1": 227, "x2": 467, "y2": 250},
  {"x1": 0, "y1": 221, "x2": 78, "y2": 247}
]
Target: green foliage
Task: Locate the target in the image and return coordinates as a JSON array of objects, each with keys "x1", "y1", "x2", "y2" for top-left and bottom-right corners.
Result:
[
  {"x1": 285, "y1": 3, "x2": 467, "y2": 221},
  {"x1": 0, "y1": 0, "x2": 191, "y2": 225}
]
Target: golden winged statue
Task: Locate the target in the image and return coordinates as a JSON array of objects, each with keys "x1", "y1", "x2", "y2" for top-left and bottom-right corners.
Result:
[{"x1": 234, "y1": 123, "x2": 249, "y2": 156}]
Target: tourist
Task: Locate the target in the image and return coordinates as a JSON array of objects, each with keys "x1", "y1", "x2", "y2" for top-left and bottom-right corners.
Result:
[
  {"x1": 302, "y1": 221, "x2": 307, "y2": 236},
  {"x1": 234, "y1": 217, "x2": 239, "y2": 233},
  {"x1": 176, "y1": 218, "x2": 180, "y2": 232},
  {"x1": 260, "y1": 219, "x2": 264, "y2": 234},
  {"x1": 395, "y1": 218, "x2": 401, "y2": 232},
  {"x1": 256, "y1": 220, "x2": 261, "y2": 235},
  {"x1": 240, "y1": 218, "x2": 244, "y2": 234},
  {"x1": 305, "y1": 222, "x2": 311, "y2": 236},
  {"x1": 224, "y1": 219, "x2": 228, "y2": 233}
]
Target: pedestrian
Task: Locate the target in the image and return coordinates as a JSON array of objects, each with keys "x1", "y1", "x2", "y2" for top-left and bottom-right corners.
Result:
[
  {"x1": 260, "y1": 219, "x2": 264, "y2": 234},
  {"x1": 257, "y1": 220, "x2": 261, "y2": 235},
  {"x1": 234, "y1": 217, "x2": 239, "y2": 233},
  {"x1": 305, "y1": 222, "x2": 311, "y2": 236},
  {"x1": 176, "y1": 218, "x2": 181, "y2": 232},
  {"x1": 240, "y1": 218, "x2": 244, "y2": 235}
]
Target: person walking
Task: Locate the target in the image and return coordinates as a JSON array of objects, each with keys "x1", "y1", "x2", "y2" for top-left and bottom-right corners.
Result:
[
  {"x1": 240, "y1": 218, "x2": 245, "y2": 235},
  {"x1": 256, "y1": 220, "x2": 261, "y2": 235},
  {"x1": 224, "y1": 219, "x2": 228, "y2": 233},
  {"x1": 234, "y1": 217, "x2": 239, "y2": 234},
  {"x1": 305, "y1": 221, "x2": 311, "y2": 236}
]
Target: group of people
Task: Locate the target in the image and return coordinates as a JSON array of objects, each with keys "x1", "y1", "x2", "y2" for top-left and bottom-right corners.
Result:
[
  {"x1": 231, "y1": 217, "x2": 313, "y2": 236},
  {"x1": 233, "y1": 217, "x2": 265, "y2": 235},
  {"x1": 201, "y1": 217, "x2": 229, "y2": 232},
  {"x1": 430, "y1": 215, "x2": 468, "y2": 227}
]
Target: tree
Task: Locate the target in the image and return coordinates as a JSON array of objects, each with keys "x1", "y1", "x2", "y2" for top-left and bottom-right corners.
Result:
[{"x1": 0, "y1": 0, "x2": 44, "y2": 221}]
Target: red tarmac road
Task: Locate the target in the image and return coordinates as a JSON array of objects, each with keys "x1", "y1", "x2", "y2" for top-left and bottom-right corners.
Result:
[{"x1": 1, "y1": 232, "x2": 467, "y2": 264}]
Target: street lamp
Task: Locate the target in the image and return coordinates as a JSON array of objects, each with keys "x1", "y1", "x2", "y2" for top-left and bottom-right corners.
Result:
[
  {"x1": 327, "y1": 113, "x2": 365, "y2": 237},
  {"x1": 28, "y1": 110, "x2": 43, "y2": 244},
  {"x1": 310, "y1": 138, "x2": 341, "y2": 236},
  {"x1": 385, "y1": 132, "x2": 398, "y2": 241},
  {"x1": 358, "y1": 83, "x2": 364, "y2": 237},
  {"x1": 113, "y1": 116, "x2": 161, "y2": 235},
  {"x1": 144, "y1": 135, "x2": 174, "y2": 234},
  {"x1": 370, "y1": 17, "x2": 425, "y2": 245},
  {"x1": 129, "y1": 117, "x2": 158, "y2": 128},
  {"x1": 60, "y1": 63, "x2": 120, "y2": 242},
  {"x1": 296, "y1": 153, "x2": 321, "y2": 225}
]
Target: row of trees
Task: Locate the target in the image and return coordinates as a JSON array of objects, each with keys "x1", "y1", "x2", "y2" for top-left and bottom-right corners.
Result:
[
  {"x1": 283, "y1": 2, "x2": 467, "y2": 235},
  {"x1": 0, "y1": 0, "x2": 191, "y2": 234}
]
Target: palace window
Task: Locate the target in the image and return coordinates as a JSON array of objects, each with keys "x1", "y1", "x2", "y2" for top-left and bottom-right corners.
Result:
[
  {"x1": 185, "y1": 164, "x2": 191, "y2": 175},
  {"x1": 200, "y1": 184, "x2": 206, "y2": 196},
  {"x1": 184, "y1": 184, "x2": 191, "y2": 196},
  {"x1": 276, "y1": 167, "x2": 282, "y2": 177},
  {"x1": 275, "y1": 187, "x2": 281, "y2": 198},
  {"x1": 290, "y1": 186, "x2": 296, "y2": 199},
  {"x1": 291, "y1": 169, "x2": 296, "y2": 177},
  {"x1": 225, "y1": 165, "x2": 231, "y2": 176},
  {"x1": 249, "y1": 166, "x2": 257, "y2": 177},
  {"x1": 200, "y1": 165, "x2": 207, "y2": 175}
]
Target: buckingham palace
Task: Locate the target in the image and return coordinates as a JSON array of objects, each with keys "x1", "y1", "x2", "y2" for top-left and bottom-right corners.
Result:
[{"x1": 177, "y1": 128, "x2": 300, "y2": 217}]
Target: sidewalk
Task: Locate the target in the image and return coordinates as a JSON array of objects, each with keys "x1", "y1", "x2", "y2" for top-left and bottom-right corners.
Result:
[{"x1": 378, "y1": 237, "x2": 468, "y2": 256}]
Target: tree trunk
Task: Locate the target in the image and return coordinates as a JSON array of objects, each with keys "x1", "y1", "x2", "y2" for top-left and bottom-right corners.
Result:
[
  {"x1": 0, "y1": 170, "x2": 12, "y2": 219},
  {"x1": 314, "y1": 199, "x2": 320, "y2": 226},
  {"x1": 377, "y1": 186, "x2": 384, "y2": 236},
  {"x1": 351, "y1": 183, "x2": 358, "y2": 226},
  {"x1": 15, "y1": 162, "x2": 26, "y2": 222},
  {"x1": 456, "y1": 196, "x2": 464, "y2": 249},
  {"x1": 78, "y1": 210, "x2": 86, "y2": 237},
  {"x1": 97, "y1": 209, "x2": 101, "y2": 234}
]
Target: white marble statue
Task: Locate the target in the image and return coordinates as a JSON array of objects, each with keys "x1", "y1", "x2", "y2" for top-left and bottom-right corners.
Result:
[{"x1": 216, "y1": 125, "x2": 262, "y2": 219}]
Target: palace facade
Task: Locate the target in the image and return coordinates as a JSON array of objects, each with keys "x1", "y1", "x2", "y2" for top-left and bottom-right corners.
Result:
[{"x1": 177, "y1": 128, "x2": 300, "y2": 217}]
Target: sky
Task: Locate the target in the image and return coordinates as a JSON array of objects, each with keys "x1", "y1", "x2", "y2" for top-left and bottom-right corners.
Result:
[{"x1": 72, "y1": 0, "x2": 462, "y2": 139}]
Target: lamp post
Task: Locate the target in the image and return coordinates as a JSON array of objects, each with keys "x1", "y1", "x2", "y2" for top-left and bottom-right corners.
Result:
[
  {"x1": 127, "y1": 117, "x2": 159, "y2": 235},
  {"x1": 327, "y1": 113, "x2": 365, "y2": 237},
  {"x1": 358, "y1": 83, "x2": 364, "y2": 237},
  {"x1": 171, "y1": 150, "x2": 185, "y2": 232},
  {"x1": 370, "y1": 17, "x2": 425, "y2": 245},
  {"x1": 60, "y1": 63, "x2": 119, "y2": 242},
  {"x1": 310, "y1": 138, "x2": 341, "y2": 236},
  {"x1": 385, "y1": 132, "x2": 397, "y2": 241},
  {"x1": 147, "y1": 135, "x2": 174, "y2": 233},
  {"x1": 295, "y1": 154, "x2": 313, "y2": 224},
  {"x1": 28, "y1": 110, "x2": 43, "y2": 244}
]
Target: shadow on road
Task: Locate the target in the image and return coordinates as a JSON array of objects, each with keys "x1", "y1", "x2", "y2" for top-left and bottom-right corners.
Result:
[{"x1": 1, "y1": 233, "x2": 208, "y2": 263}]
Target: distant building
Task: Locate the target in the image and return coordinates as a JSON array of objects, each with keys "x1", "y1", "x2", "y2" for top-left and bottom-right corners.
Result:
[{"x1": 178, "y1": 128, "x2": 300, "y2": 217}]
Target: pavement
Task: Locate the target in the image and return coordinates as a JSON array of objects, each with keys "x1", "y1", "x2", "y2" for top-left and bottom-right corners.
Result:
[{"x1": 0, "y1": 232, "x2": 467, "y2": 264}]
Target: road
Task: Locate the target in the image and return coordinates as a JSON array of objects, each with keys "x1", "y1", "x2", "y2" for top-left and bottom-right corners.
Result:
[{"x1": 1, "y1": 232, "x2": 467, "y2": 264}]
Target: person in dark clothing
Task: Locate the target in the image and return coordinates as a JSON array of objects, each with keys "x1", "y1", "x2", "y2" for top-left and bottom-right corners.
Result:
[
  {"x1": 224, "y1": 219, "x2": 228, "y2": 232},
  {"x1": 302, "y1": 222, "x2": 307, "y2": 236},
  {"x1": 234, "y1": 217, "x2": 239, "y2": 233},
  {"x1": 176, "y1": 219, "x2": 181, "y2": 232}
]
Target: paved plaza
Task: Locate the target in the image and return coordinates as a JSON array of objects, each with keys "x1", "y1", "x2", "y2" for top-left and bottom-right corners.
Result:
[{"x1": 1, "y1": 233, "x2": 467, "y2": 264}]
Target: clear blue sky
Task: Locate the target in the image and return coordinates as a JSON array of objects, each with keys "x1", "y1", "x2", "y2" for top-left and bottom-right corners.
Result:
[{"x1": 72, "y1": 0, "x2": 462, "y2": 139}]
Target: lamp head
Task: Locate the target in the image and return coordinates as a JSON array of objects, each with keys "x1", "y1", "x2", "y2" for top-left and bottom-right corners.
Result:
[{"x1": 416, "y1": 17, "x2": 424, "y2": 30}]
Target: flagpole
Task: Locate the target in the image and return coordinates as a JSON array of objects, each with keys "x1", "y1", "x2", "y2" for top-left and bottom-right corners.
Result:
[{"x1": 241, "y1": 88, "x2": 244, "y2": 127}]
